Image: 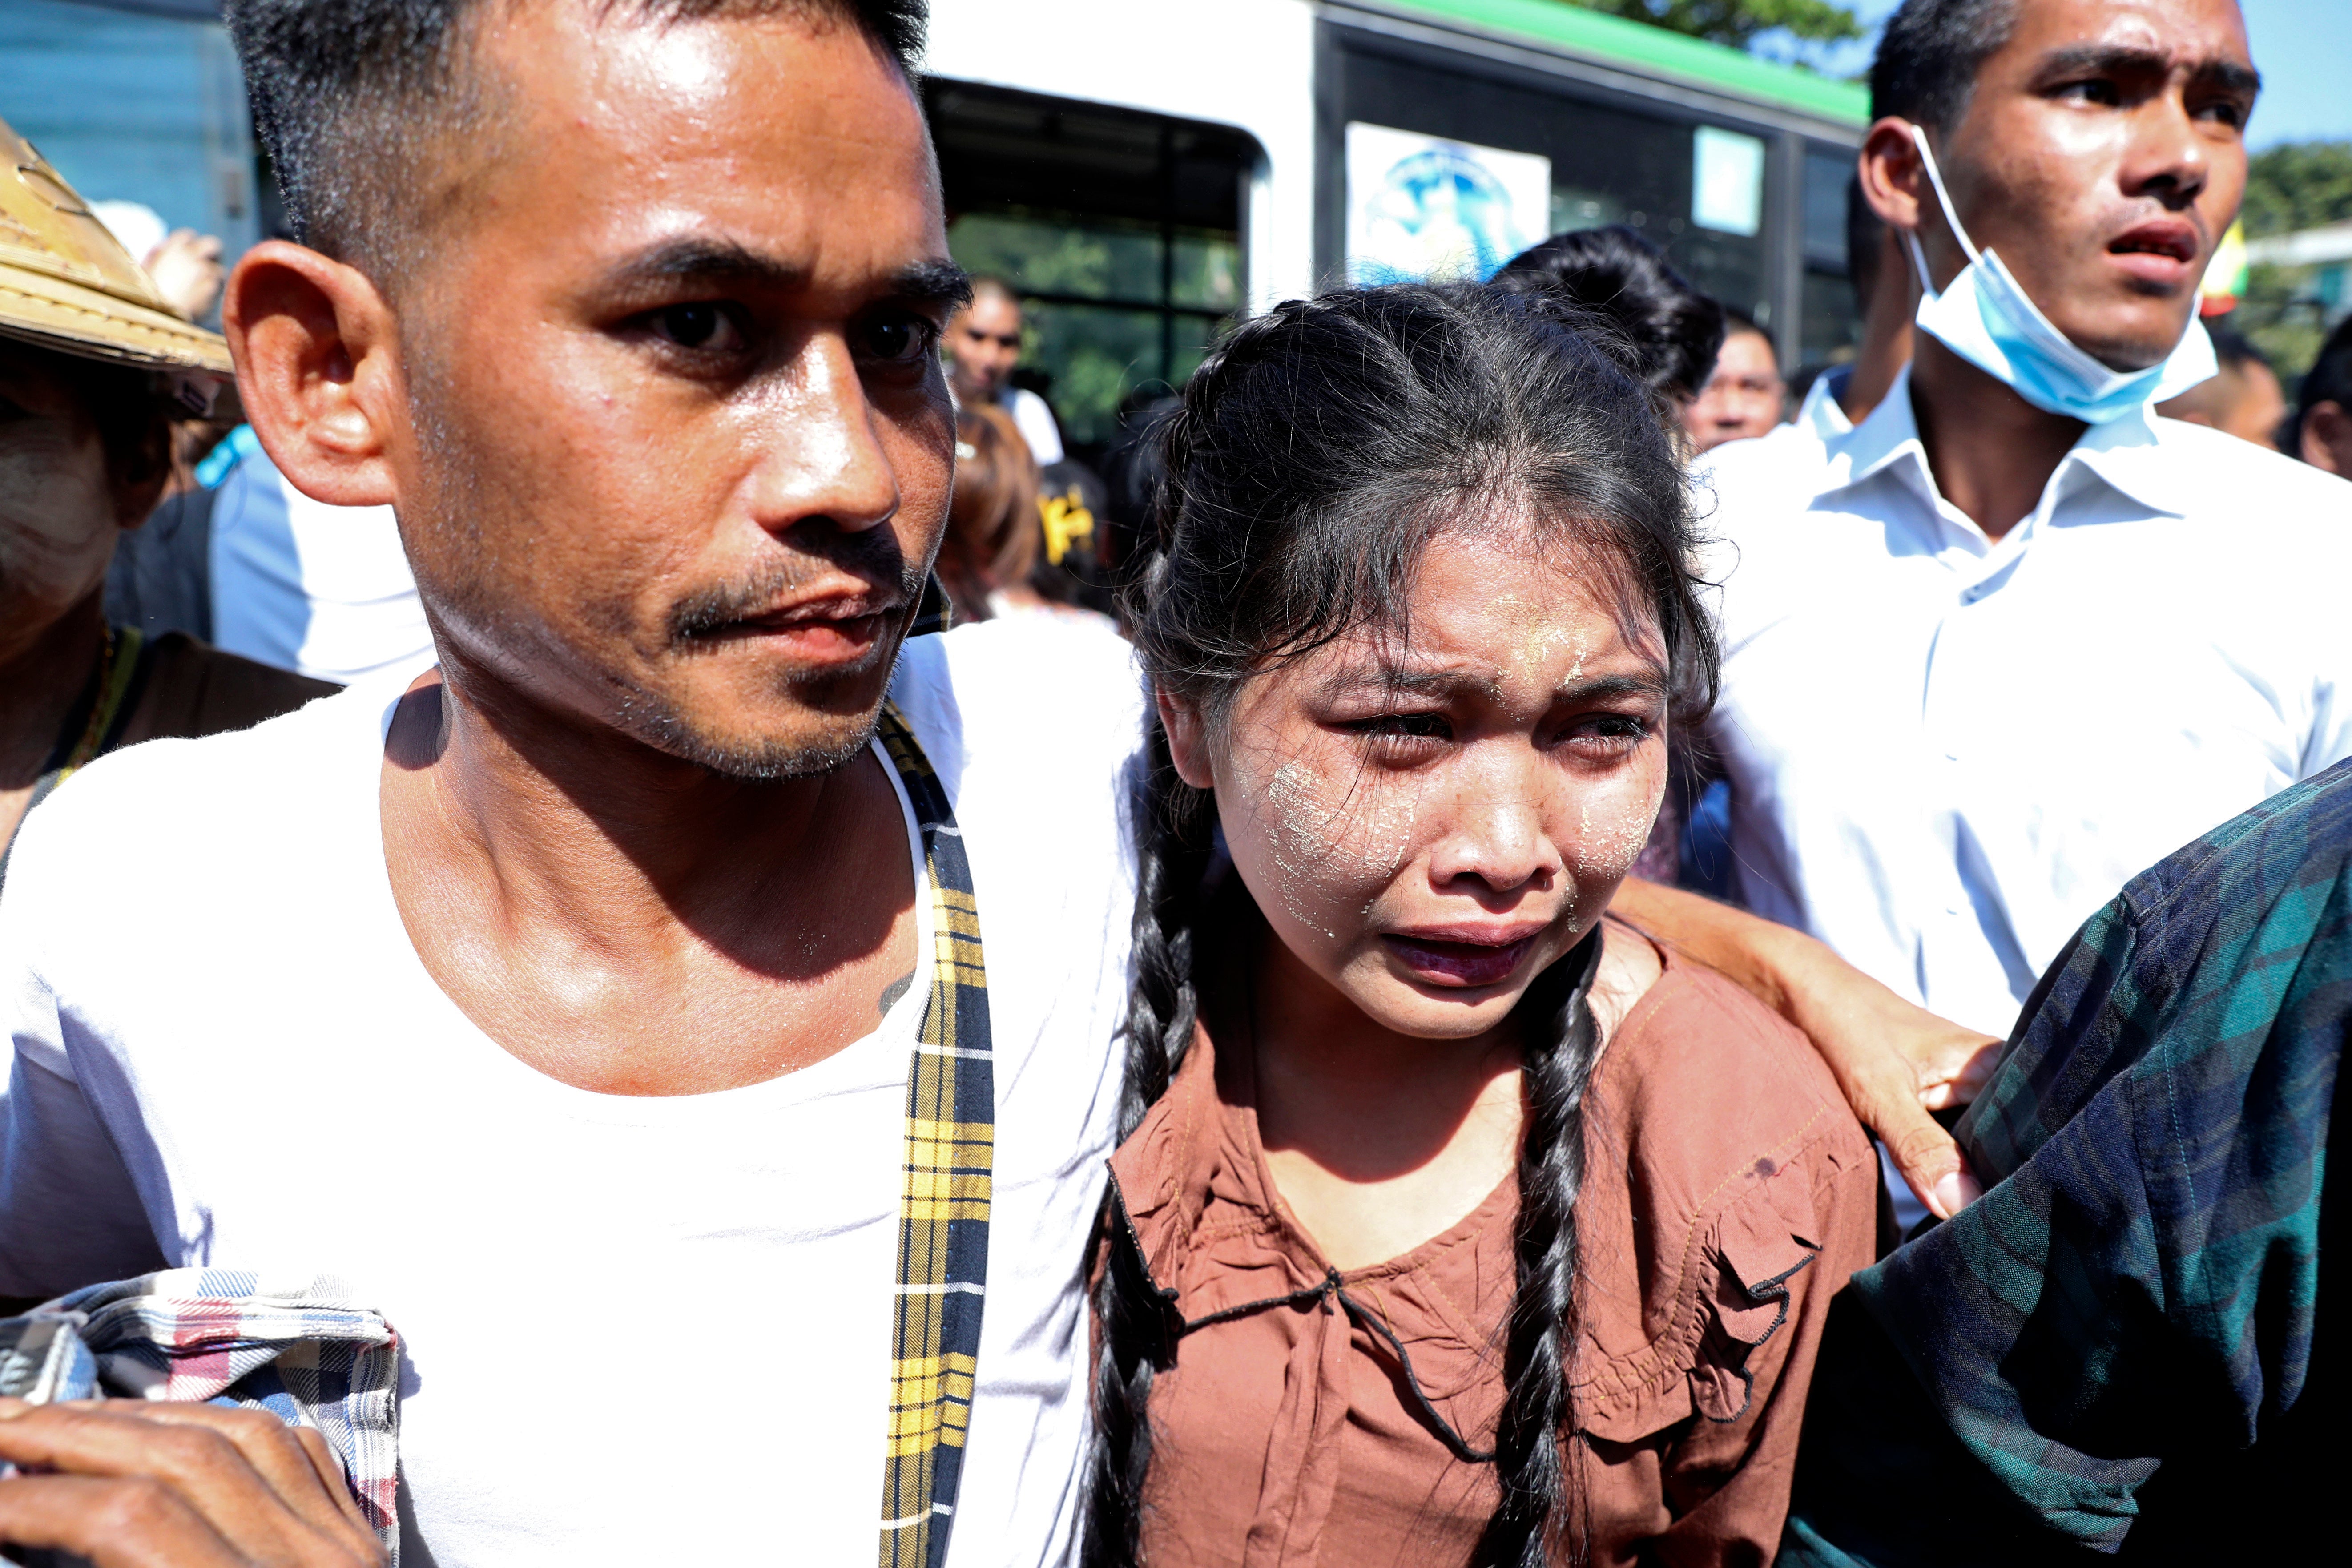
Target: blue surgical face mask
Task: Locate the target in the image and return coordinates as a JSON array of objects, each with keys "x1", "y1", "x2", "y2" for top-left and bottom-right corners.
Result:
[{"x1": 1904, "y1": 125, "x2": 2215, "y2": 424}]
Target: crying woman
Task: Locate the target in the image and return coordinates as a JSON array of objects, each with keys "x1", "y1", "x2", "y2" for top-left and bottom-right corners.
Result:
[{"x1": 1088, "y1": 284, "x2": 1876, "y2": 1568}]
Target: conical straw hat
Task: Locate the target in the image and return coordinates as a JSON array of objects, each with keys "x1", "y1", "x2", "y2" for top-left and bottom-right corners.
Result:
[{"x1": 0, "y1": 113, "x2": 232, "y2": 375}]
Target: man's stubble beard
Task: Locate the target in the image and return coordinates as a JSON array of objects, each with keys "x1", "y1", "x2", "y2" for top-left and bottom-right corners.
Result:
[{"x1": 399, "y1": 343, "x2": 924, "y2": 784}]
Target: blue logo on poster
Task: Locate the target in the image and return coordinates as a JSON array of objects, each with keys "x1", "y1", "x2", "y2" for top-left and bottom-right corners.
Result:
[{"x1": 1355, "y1": 144, "x2": 1529, "y2": 285}]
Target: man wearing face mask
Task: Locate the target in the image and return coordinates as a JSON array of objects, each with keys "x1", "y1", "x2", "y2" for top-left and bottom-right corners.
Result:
[{"x1": 1620, "y1": 0, "x2": 2352, "y2": 1226}]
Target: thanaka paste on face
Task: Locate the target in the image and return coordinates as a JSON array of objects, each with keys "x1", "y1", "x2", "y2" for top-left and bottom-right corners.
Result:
[{"x1": 1210, "y1": 532, "x2": 1669, "y2": 1040}]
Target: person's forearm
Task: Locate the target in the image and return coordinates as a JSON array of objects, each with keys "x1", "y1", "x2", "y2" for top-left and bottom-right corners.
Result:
[
  {"x1": 1608, "y1": 876, "x2": 1819, "y2": 1024},
  {"x1": 1611, "y1": 876, "x2": 1955, "y2": 1064}
]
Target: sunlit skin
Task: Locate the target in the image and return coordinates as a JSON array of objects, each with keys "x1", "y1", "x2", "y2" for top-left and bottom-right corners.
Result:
[
  {"x1": 1857, "y1": 0, "x2": 2257, "y2": 536},
  {"x1": 945, "y1": 290, "x2": 1023, "y2": 403},
  {"x1": 225, "y1": 2, "x2": 964, "y2": 1095},
  {"x1": 0, "y1": 344, "x2": 168, "y2": 852},
  {"x1": 1685, "y1": 326, "x2": 1785, "y2": 450},
  {"x1": 1163, "y1": 526, "x2": 1669, "y2": 1270}
]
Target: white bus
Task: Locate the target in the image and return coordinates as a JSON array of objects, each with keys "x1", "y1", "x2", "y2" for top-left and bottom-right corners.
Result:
[{"x1": 926, "y1": 0, "x2": 1870, "y2": 455}]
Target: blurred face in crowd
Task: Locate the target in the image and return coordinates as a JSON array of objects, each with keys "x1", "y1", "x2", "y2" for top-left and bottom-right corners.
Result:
[
  {"x1": 2157, "y1": 351, "x2": 2284, "y2": 446},
  {"x1": 1907, "y1": 0, "x2": 2257, "y2": 373},
  {"x1": 945, "y1": 290, "x2": 1023, "y2": 402},
  {"x1": 0, "y1": 342, "x2": 165, "y2": 667},
  {"x1": 238, "y1": 0, "x2": 963, "y2": 777},
  {"x1": 1165, "y1": 524, "x2": 1669, "y2": 1045},
  {"x1": 1684, "y1": 327, "x2": 1784, "y2": 451}
]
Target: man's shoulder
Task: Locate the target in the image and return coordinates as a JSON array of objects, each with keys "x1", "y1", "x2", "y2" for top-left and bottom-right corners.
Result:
[
  {"x1": 1691, "y1": 423, "x2": 1848, "y2": 578},
  {"x1": 136, "y1": 633, "x2": 342, "y2": 742},
  {"x1": 891, "y1": 618, "x2": 1144, "y2": 778},
  {"x1": 2149, "y1": 416, "x2": 2352, "y2": 533},
  {"x1": 1695, "y1": 423, "x2": 1835, "y2": 514},
  {"x1": 5, "y1": 679, "x2": 382, "y2": 923}
]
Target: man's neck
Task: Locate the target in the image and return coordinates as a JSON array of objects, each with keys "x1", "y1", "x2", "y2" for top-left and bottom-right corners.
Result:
[
  {"x1": 1840, "y1": 298, "x2": 1915, "y2": 428},
  {"x1": 395, "y1": 666, "x2": 867, "y2": 940},
  {"x1": 380, "y1": 658, "x2": 920, "y2": 1094},
  {"x1": 1909, "y1": 336, "x2": 2086, "y2": 542},
  {"x1": 0, "y1": 593, "x2": 106, "y2": 788}
]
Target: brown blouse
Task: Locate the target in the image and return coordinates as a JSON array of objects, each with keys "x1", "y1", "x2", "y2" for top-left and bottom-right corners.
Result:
[{"x1": 1105, "y1": 931, "x2": 1878, "y2": 1568}]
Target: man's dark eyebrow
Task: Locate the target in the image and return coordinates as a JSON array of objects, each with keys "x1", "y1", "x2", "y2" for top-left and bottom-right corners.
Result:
[
  {"x1": 2203, "y1": 60, "x2": 2263, "y2": 98},
  {"x1": 2033, "y1": 43, "x2": 2261, "y2": 98},
  {"x1": 597, "y1": 242, "x2": 972, "y2": 309},
  {"x1": 891, "y1": 260, "x2": 974, "y2": 311},
  {"x1": 607, "y1": 237, "x2": 806, "y2": 292}
]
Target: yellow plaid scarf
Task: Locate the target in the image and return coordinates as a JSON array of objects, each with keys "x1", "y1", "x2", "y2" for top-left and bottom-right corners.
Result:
[{"x1": 876, "y1": 704, "x2": 995, "y2": 1568}]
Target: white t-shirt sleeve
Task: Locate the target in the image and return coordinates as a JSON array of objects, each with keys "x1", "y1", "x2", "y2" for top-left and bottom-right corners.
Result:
[
  {"x1": 0, "y1": 796, "x2": 168, "y2": 1298},
  {"x1": 1005, "y1": 388, "x2": 1066, "y2": 467}
]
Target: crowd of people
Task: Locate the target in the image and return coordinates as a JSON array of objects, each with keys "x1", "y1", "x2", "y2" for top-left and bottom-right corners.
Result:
[{"x1": 0, "y1": 1, "x2": 2343, "y2": 1566}]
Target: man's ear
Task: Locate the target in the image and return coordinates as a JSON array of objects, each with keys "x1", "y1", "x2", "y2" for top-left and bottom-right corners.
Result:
[
  {"x1": 222, "y1": 240, "x2": 403, "y2": 509},
  {"x1": 1858, "y1": 117, "x2": 1953, "y2": 289},
  {"x1": 1156, "y1": 689, "x2": 1217, "y2": 791},
  {"x1": 2303, "y1": 401, "x2": 2352, "y2": 476}
]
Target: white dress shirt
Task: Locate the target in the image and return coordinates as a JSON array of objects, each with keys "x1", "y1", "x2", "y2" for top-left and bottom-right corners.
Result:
[
  {"x1": 1698, "y1": 366, "x2": 2352, "y2": 1038},
  {"x1": 1795, "y1": 364, "x2": 1856, "y2": 440},
  {"x1": 1003, "y1": 386, "x2": 1066, "y2": 465},
  {"x1": 1692, "y1": 366, "x2": 1853, "y2": 496}
]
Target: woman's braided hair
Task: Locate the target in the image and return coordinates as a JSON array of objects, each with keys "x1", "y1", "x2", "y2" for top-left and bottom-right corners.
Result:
[{"x1": 1084, "y1": 283, "x2": 1717, "y2": 1568}]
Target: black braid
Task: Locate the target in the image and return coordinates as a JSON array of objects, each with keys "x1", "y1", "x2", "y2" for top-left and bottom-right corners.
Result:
[
  {"x1": 1081, "y1": 719, "x2": 1213, "y2": 1568},
  {"x1": 1087, "y1": 283, "x2": 1716, "y2": 1566},
  {"x1": 1475, "y1": 931, "x2": 1606, "y2": 1568}
]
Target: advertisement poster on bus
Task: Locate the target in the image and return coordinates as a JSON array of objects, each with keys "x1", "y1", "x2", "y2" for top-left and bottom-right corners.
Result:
[{"x1": 1345, "y1": 122, "x2": 1551, "y2": 286}]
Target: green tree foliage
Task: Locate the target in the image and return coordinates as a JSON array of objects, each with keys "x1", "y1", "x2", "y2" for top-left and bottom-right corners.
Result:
[
  {"x1": 2240, "y1": 140, "x2": 2352, "y2": 239},
  {"x1": 1573, "y1": 0, "x2": 1863, "y2": 50},
  {"x1": 2239, "y1": 262, "x2": 2325, "y2": 395},
  {"x1": 2231, "y1": 142, "x2": 2352, "y2": 389}
]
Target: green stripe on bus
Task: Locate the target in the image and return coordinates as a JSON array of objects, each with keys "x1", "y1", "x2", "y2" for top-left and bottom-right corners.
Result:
[{"x1": 1366, "y1": 0, "x2": 1871, "y2": 127}]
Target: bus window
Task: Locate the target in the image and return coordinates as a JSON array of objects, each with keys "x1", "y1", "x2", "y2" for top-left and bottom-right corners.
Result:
[{"x1": 927, "y1": 82, "x2": 1257, "y2": 459}]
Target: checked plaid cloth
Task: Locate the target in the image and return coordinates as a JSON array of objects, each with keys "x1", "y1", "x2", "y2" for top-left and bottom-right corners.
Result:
[
  {"x1": 875, "y1": 703, "x2": 996, "y2": 1568},
  {"x1": 0, "y1": 1270, "x2": 400, "y2": 1560},
  {"x1": 1785, "y1": 754, "x2": 2352, "y2": 1564}
]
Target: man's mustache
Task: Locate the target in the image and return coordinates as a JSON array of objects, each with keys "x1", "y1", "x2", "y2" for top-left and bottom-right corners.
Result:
[{"x1": 664, "y1": 529, "x2": 925, "y2": 645}]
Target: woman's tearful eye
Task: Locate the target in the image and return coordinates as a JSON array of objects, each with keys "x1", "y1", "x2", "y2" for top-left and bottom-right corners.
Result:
[
  {"x1": 1563, "y1": 713, "x2": 1651, "y2": 758},
  {"x1": 1340, "y1": 710, "x2": 1453, "y2": 758}
]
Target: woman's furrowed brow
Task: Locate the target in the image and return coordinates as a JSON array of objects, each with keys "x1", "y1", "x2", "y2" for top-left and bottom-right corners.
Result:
[
  {"x1": 1314, "y1": 666, "x2": 1489, "y2": 702},
  {"x1": 1553, "y1": 672, "x2": 1671, "y2": 705},
  {"x1": 1314, "y1": 664, "x2": 1668, "y2": 704}
]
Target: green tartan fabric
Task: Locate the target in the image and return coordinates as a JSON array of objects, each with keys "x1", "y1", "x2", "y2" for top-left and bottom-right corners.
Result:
[
  {"x1": 874, "y1": 704, "x2": 995, "y2": 1568},
  {"x1": 1784, "y1": 757, "x2": 2352, "y2": 1564}
]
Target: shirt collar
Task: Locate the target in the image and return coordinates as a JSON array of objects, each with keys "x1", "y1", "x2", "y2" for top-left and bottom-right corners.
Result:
[
  {"x1": 1797, "y1": 366, "x2": 1853, "y2": 440},
  {"x1": 1816, "y1": 364, "x2": 2188, "y2": 534}
]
